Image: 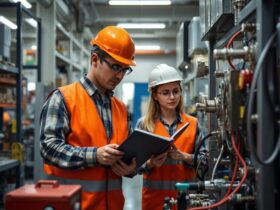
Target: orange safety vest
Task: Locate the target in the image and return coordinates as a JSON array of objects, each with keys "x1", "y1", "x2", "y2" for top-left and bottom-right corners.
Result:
[
  {"x1": 44, "y1": 82, "x2": 129, "y2": 210},
  {"x1": 142, "y1": 113, "x2": 197, "y2": 210}
]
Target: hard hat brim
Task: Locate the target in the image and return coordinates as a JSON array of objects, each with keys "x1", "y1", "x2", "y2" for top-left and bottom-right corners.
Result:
[
  {"x1": 149, "y1": 78, "x2": 182, "y2": 89},
  {"x1": 107, "y1": 51, "x2": 136, "y2": 66}
]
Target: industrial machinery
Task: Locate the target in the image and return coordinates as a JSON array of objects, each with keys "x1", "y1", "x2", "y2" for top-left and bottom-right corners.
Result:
[{"x1": 169, "y1": 1, "x2": 280, "y2": 210}]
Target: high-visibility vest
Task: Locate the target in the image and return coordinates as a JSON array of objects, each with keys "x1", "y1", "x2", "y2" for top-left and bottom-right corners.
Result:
[
  {"x1": 44, "y1": 82, "x2": 129, "y2": 210},
  {"x1": 142, "y1": 113, "x2": 197, "y2": 210}
]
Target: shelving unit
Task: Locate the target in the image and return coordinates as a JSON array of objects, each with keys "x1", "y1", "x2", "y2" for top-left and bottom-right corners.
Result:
[
  {"x1": 55, "y1": 18, "x2": 90, "y2": 86},
  {"x1": 0, "y1": 2, "x2": 41, "y2": 196}
]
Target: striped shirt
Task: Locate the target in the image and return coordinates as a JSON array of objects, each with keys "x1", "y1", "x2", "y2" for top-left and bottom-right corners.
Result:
[
  {"x1": 136, "y1": 114, "x2": 208, "y2": 173},
  {"x1": 40, "y1": 76, "x2": 132, "y2": 170}
]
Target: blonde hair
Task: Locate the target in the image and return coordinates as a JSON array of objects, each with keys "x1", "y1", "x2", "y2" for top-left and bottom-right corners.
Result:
[{"x1": 142, "y1": 85, "x2": 184, "y2": 132}]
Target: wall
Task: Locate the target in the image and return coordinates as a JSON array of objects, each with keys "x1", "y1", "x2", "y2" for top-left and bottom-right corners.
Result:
[{"x1": 123, "y1": 54, "x2": 177, "y2": 83}]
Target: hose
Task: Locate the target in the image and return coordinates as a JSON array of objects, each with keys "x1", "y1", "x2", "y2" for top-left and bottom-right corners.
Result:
[{"x1": 246, "y1": 32, "x2": 280, "y2": 165}]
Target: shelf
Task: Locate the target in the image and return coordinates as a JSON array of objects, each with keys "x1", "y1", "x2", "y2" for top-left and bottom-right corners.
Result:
[
  {"x1": 201, "y1": 14, "x2": 234, "y2": 42},
  {"x1": 0, "y1": 103, "x2": 16, "y2": 108},
  {"x1": 72, "y1": 62, "x2": 82, "y2": 71},
  {"x1": 0, "y1": 63, "x2": 19, "y2": 74},
  {"x1": 55, "y1": 51, "x2": 71, "y2": 64},
  {"x1": 0, "y1": 78, "x2": 16, "y2": 86},
  {"x1": 23, "y1": 65, "x2": 40, "y2": 69},
  {"x1": 56, "y1": 22, "x2": 70, "y2": 39},
  {"x1": 0, "y1": 159, "x2": 19, "y2": 173}
]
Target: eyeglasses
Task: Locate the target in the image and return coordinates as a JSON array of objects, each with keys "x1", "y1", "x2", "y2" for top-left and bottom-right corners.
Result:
[
  {"x1": 99, "y1": 55, "x2": 133, "y2": 75},
  {"x1": 157, "y1": 89, "x2": 181, "y2": 98}
]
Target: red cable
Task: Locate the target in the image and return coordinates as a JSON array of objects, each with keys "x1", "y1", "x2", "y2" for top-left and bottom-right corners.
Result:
[
  {"x1": 226, "y1": 31, "x2": 242, "y2": 71},
  {"x1": 225, "y1": 141, "x2": 240, "y2": 196},
  {"x1": 188, "y1": 134, "x2": 247, "y2": 210}
]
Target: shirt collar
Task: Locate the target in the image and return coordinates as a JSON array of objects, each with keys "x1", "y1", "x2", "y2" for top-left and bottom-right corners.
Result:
[
  {"x1": 80, "y1": 75, "x2": 114, "y2": 97},
  {"x1": 159, "y1": 112, "x2": 182, "y2": 126}
]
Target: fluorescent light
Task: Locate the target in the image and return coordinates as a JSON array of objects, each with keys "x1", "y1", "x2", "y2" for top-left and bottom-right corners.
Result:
[
  {"x1": 25, "y1": 18, "x2": 37, "y2": 28},
  {"x1": 135, "y1": 45, "x2": 161, "y2": 50},
  {"x1": 117, "y1": 23, "x2": 166, "y2": 29},
  {"x1": 109, "y1": 0, "x2": 171, "y2": 5},
  {"x1": 11, "y1": 0, "x2": 32, "y2": 9},
  {"x1": 31, "y1": 45, "x2": 37, "y2": 50},
  {"x1": 0, "y1": 16, "x2": 17, "y2": 30}
]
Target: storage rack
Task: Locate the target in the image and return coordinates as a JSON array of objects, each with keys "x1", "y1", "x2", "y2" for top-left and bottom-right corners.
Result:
[{"x1": 0, "y1": 2, "x2": 41, "y2": 189}]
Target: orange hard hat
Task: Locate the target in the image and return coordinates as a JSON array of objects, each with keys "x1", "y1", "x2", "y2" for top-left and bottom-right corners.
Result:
[{"x1": 90, "y1": 26, "x2": 136, "y2": 66}]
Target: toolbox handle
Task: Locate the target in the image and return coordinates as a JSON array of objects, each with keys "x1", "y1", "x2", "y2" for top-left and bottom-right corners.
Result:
[{"x1": 35, "y1": 180, "x2": 59, "y2": 188}]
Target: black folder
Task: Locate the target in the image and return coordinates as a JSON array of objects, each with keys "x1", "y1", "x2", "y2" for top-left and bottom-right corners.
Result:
[{"x1": 118, "y1": 122, "x2": 190, "y2": 169}]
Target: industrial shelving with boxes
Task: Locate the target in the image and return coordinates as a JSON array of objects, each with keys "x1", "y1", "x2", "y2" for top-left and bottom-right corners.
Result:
[
  {"x1": 55, "y1": 15, "x2": 90, "y2": 87},
  {"x1": 0, "y1": 2, "x2": 41, "y2": 205}
]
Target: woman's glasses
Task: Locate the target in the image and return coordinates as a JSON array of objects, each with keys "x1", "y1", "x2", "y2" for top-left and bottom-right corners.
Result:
[{"x1": 157, "y1": 89, "x2": 181, "y2": 98}]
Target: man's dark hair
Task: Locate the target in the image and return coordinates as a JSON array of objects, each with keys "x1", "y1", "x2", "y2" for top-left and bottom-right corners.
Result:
[{"x1": 91, "y1": 45, "x2": 109, "y2": 58}]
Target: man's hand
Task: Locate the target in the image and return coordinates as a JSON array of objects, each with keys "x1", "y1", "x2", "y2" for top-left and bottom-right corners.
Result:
[
  {"x1": 147, "y1": 152, "x2": 168, "y2": 169},
  {"x1": 96, "y1": 144, "x2": 124, "y2": 166},
  {"x1": 111, "y1": 158, "x2": 137, "y2": 176}
]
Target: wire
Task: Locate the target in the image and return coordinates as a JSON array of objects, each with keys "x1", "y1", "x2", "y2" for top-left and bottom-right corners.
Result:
[
  {"x1": 225, "y1": 140, "x2": 240, "y2": 196},
  {"x1": 226, "y1": 31, "x2": 243, "y2": 71},
  {"x1": 211, "y1": 144, "x2": 224, "y2": 181},
  {"x1": 194, "y1": 132, "x2": 214, "y2": 181},
  {"x1": 188, "y1": 134, "x2": 247, "y2": 210},
  {"x1": 246, "y1": 32, "x2": 280, "y2": 165}
]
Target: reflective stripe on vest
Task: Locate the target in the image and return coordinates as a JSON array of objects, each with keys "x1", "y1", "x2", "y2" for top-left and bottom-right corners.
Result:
[
  {"x1": 163, "y1": 157, "x2": 184, "y2": 165},
  {"x1": 143, "y1": 179, "x2": 190, "y2": 190},
  {"x1": 47, "y1": 175, "x2": 122, "y2": 192}
]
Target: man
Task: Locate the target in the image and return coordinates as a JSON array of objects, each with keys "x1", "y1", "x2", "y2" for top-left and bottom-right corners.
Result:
[{"x1": 40, "y1": 26, "x2": 137, "y2": 210}]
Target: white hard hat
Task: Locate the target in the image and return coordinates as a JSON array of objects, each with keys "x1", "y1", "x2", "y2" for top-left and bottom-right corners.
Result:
[{"x1": 148, "y1": 64, "x2": 182, "y2": 91}]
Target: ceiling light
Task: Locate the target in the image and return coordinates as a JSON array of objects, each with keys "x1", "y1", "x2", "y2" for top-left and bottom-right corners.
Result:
[
  {"x1": 25, "y1": 18, "x2": 37, "y2": 28},
  {"x1": 135, "y1": 45, "x2": 161, "y2": 50},
  {"x1": 11, "y1": 0, "x2": 32, "y2": 9},
  {"x1": 0, "y1": 16, "x2": 17, "y2": 30},
  {"x1": 109, "y1": 0, "x2": 171, "y2": 6},
  {"x1": 117, "y1": 23, "x2": 166, "y2": 29},
  {"x1": 31, "y1": 45, "x2": 37, "y2": 50}
]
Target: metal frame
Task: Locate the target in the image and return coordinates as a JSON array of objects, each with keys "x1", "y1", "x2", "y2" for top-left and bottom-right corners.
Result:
[
  {"x1": 256, "y1": 1, "x2": 278, "y2": 210},
  {"x1": 0, "y1": 2, "x2": 41, "y2": 187}
]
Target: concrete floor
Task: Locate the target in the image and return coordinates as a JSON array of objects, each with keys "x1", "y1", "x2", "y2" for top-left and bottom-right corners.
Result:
[{"x1": 123, "y1": 174, "x2": 143, "y2": 210}]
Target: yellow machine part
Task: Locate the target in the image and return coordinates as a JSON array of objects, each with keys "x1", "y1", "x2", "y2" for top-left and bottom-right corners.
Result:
[{"x1": 11, "y1": 142, "x2": 24, "y2": 163}]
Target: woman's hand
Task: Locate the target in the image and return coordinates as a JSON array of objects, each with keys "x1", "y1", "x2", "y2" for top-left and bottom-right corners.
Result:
[
  {"x1": 147, "y1": 152, "x2": 168, "y2": 169},
  {"x1": 168, "y1": 146, "x2": 192, "y2": 164}
]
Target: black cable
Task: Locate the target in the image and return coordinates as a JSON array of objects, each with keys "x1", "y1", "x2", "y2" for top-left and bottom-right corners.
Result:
[
  {"x1": 247, "y1": 32, "x2": 280, "y2": 165},
  {"x1": 194, "y1": 132, "x2": 213, "y2": 181}
]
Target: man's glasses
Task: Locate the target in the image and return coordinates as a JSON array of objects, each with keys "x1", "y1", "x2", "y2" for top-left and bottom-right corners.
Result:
[
  {"x1": 99, "y1": 55, "x2": 133, "y2": 75},
  {"x1": 157, "y1": 89, "x2": 181, "y2": 98}
]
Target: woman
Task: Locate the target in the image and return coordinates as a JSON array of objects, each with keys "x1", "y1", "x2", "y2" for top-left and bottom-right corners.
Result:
[{"x1": 136, "y1": 64, "x2": 208, "y2": 210}]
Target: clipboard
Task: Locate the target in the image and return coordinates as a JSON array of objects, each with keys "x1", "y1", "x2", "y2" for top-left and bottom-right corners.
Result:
[{"x1": 118, "y1": 122, "x2": 190, "y2": 169}]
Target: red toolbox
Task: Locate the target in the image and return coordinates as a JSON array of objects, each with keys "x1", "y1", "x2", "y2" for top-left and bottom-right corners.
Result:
[{"x1": 5, "y1": 180, "x2": 82, "y2": 210}]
